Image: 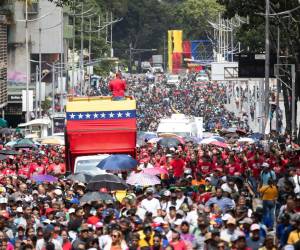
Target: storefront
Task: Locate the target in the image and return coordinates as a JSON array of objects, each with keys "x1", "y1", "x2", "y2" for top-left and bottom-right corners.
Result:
[{"x1": 4, "y1": 94, "x2": 24, "y2": 128}]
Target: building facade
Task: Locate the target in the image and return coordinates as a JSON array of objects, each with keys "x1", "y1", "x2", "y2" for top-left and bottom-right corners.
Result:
[{"x1": 3, "y1": 0, "x2": 72, "y2": 127}]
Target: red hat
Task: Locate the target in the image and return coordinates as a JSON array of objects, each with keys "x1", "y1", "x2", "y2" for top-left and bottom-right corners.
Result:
[
  {"x1": 45, "y1": 208, "x2": 55, "y2": 215},
  {"x1": 0, "y1": 210, "x2": 9, "y2": 219}
]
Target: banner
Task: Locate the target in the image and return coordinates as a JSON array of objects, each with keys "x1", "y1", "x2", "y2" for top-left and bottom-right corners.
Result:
[
  {"x1": 172, "y1": 30, "x2": 183, "y2": 53},
  {"x1": 183, "y1": 41, "x2": 191, "y2": 58},
  {"x1": 172, "y1": 53, "x2": 182, "y2": 74}
]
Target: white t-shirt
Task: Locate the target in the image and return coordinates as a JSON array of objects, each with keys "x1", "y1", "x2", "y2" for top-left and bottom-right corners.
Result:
[
  {"x1": 140, "y1": 197, "x2": 161, "y2": 216},
  {"x1": 36, "y1": 238, "x2": 62, "y2": 250}
]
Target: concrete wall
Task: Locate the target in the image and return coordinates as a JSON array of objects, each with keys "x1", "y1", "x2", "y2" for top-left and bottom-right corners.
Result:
[{"x1": 7, "y1": 0, "x2": 63, "y2": 81}]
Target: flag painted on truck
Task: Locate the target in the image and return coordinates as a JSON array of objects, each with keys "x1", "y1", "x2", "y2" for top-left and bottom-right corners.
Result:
[
  {"x1": 66, "y1": 98, "x2": 136, "y2": 131},
  {"x1": 66, "y1": 97, "x2": 137, "y2": 155}
]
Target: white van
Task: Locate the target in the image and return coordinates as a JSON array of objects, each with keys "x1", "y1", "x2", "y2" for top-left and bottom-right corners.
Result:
[
  {"x1": 74, "y1": 154, "x2": 110, "y2": 176},
  {"x1": 157, "y1": 114, "x2": 203, "y2": 138}
]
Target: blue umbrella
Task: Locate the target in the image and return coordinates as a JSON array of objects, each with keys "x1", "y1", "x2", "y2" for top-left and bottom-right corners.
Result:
[
  {"x1": 96, "y1": 154, "x2": 137, "y2": 172},
  {"x1": 144, "y1": 132, "x2": 158, "y2": 141},
  {"x1": 249, "y1": 133, "x2": 264, "y2": 140}
]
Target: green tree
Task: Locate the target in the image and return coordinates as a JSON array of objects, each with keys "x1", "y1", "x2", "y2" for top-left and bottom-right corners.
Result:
[{"x1": 176, "y1": 0, "x2": 224, "y2": 40}]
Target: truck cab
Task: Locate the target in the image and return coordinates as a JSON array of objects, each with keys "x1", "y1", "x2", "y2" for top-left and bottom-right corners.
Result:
[{"x1": 66, "y1": 96, "x2": 137, "y2": 172}]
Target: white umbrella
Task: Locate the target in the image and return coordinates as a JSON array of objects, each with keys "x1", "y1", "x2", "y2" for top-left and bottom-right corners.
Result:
[
  {"x1": 238, "y1": 138, "x2": 255, "y2": 144},
  {"x1": 126, "y1": 173, "x2": 161, "y2": 186},
  {"x1": 200, "y1": 138, "x2": 217, "y2": 144}
]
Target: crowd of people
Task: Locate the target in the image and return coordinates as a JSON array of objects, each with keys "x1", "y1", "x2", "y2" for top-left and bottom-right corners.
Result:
[{"x1": 0, "y1": 73, "x2": 298, "y2": 250}]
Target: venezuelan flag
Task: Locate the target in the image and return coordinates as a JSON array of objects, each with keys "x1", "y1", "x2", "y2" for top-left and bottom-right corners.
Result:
[{"x1": 66, "y1": 97, "x2": 136, "y2": 156}]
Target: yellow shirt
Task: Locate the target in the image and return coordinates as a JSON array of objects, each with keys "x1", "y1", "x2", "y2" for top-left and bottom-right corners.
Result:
[
  {"x1": 287, "y1": 230, "x2": 300, "y2": 244},
  {"x1": 259, "y1": 185, "x2": 278, "y2": 201},
  {"x1": 138, "y1": 231, "x2": 154, "y2": 248}
]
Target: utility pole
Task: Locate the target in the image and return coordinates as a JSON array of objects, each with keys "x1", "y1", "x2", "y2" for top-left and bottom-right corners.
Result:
[
  {"x1": 163, "y1": 35, "x2": 166, "y2": 71},
  {"x1": 98, "y1": 16, "x2": 101, "y2": 39},
  {"x1": 230, "y1": 19, "x2": 234, "y2": 62},
  {"x1": 129, "y1": 43, "x2": 132, "y2": 74},
  {"x1": 110, "y1": 11, "x2": 113, "y2": 57},
  {"x1": 39, "y1": 26, "x2": 42, "y2": 118},
  {"x1": 52, "y1": 63, "x2": 55, "y2": 119},
  {"x1": 89, "y1": 17, "x2": 92, "y2": 92},
  {"x1": 276, "y1": 26, "x2": 280, "y2": 133},
  {"x1": 105, "y1": 12, "x2": 108, "y2": 44},
  {"x1": 72, "y1": 1, "x2": 76, "y2": 93},
  {"x1": 292, "y1": 64, "x2": 296, "y2": 139},
  {"x1": 80, "y1": 3, "x2": 84, "y2": 95},
  {"x1": 264, "y1": 0, "x2": 270, "y2": 134},
  {"x1": 35, "y1": 65, "x2": 38, "y2": 119},
  {"x1": 60, "y1": 7, "x2": 64, "y2": 113},
  {"x1": 25, "y1": 0, "x2": 30, "y2": 122}
]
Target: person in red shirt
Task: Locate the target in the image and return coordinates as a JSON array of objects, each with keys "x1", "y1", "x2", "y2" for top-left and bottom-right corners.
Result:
[
  {"x1": 47, "y1": 158, "x2": 66, "y2": 176},
  {"x1": 2, "y1": 164, "x2": 16, "y2": 176},
  {"x1": 170, "y1": 153, "x2": 185, "y2": 178},
  {"x1": 30, "y1": 158, "x2": 46, "y2": 176},
  {"x1": 18, "y1": 159, "x2": 31, "y2": 178},
  {"x1": 108, "y1": 72, "x2": 127, "y2": 100}
]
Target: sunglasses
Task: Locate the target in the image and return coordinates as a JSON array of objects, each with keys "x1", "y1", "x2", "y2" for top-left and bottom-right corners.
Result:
[{"x1": 112, "y1": 234, "x2": 119, "y2": 238}]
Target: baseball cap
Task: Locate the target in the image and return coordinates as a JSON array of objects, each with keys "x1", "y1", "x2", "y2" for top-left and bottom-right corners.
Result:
[
  {"x1": 145, "y1": 187, "x2": 154, "y2": 194},
  {"x1": 176, "y1": 210, "x2": 185, "y2": 217},
  {"x1": 227, "y1": 218, "x2": 236, "y2": 225},
  {"x1": 68, "y1": 208, "x2": 75, "y2": 214},
  {"x1": 163, "y1": 190, "x2": 171, "y2": 197},
  {"x1": 240, "y1": 217, "x2": 253, "y2": 225},
  {"x1": 222, "y1": 214, "x2": 233, "y2": 221},
  {"x1": 0, "y1": 197, "x2": 7, "y2": 204},
  {"x1": 250, "y1": 224, "x2": 260, "y2": 231},
  {"x1": 230, "y1": 232, "x2": 245, "y2": 242},
  {"x1": 45, "y1": 208, "x2": 55, "y2": 215},
  {"x1": 262, "y1": 162, "x2": 270, "y2": 168},
  {"x1": 80, "y1": 223, "x2": 89, "y2": 231},
  {"x1": 174, "y1": 219, "x2": 183, "y2": 226},
  {"x1": 54, "y1": 189, "x2": 62, "y2": 196},
  {"x1": 16, "y1": 207, "x2": 23, "y2": 213}
]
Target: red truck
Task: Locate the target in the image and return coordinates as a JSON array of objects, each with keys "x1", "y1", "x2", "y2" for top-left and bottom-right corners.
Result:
[{"x1": 65, "y1": 96, "x2": 137, "y2": 172}]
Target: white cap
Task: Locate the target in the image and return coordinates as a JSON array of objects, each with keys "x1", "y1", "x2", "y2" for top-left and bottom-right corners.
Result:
[
  {"x1": 0, "y1": 197, "x2": 7, "y2": 204},
  {"x1": 54, "y1": 189, "x2": 62, "y2": 196},
  {"x1": 163, "y1": 190, "x2": 171, "y2": 196},
  {"x1": 174, "y1": 219, "x2": 183, "y2": 226},
  {"x1": 222, "y1": 214, "x2": 233, "y2": 221},
  {"x1": 250, "y1": 223, "x2": 260, "y2": 231},
  {"x1": 153, "y1": 217, "x2": 165, "y2": 225},
  {"x1": 16, "y1": 207, "x2": 23, "y2": 213},
  {"x1": 68, "y1": 208, "x2": 75, "y2": 214}
]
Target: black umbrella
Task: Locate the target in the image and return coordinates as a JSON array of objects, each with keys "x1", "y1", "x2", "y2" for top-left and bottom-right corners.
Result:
[
  {"x1": 0, "y1": 128, "x2": 11, "y2": 136},
  {"x1": 67, "y1": 173, "x2": 92, "y2": 183},
  {"x1": 157, "y1": 137, "x2": 182, "y2": 148},
  {"x1": 0, "y1": 150, "x2": 20, "y2": 155},
  {"x1": 80, "y1": 192, "x2": 113, "y2": 203},
  {"x1": 87, "y1": 174, "x2": 128, "y2": 191}
]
